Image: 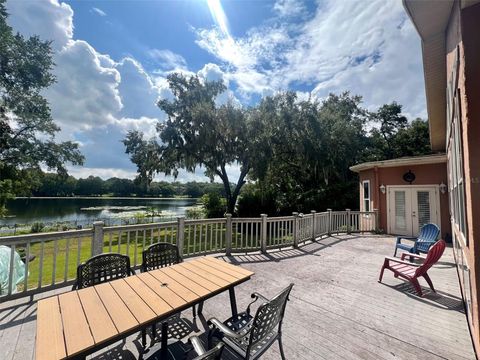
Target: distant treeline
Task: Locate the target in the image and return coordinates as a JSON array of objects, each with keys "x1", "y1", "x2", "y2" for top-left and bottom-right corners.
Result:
[{"x1": 32, "y1": 173, "x2": 225, "y2": 198}]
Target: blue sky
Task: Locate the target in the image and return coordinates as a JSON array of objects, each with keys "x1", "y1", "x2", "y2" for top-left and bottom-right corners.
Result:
[{"x1": 6, "y1": 0, "x2": 426, "y2": 181}]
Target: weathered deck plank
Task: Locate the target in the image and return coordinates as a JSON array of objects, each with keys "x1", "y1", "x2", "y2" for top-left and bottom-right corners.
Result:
[{"x1": 0, "y1": 234, "x2": 474, "y2": 360}]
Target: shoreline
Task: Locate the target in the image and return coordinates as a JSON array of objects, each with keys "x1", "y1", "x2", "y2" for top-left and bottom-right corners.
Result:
[{"x1": 14, "y1": 196, "x2": 198, "y2": 200}]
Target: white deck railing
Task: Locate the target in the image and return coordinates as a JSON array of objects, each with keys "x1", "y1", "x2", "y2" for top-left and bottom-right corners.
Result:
[{"x1": 0, "y1": 209, "x2": 377, "y2": 301}]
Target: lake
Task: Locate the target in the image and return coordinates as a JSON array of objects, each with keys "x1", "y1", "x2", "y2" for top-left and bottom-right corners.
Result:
[{"x1": 1, "y1": 197, "x2": 198, "y2": 227}]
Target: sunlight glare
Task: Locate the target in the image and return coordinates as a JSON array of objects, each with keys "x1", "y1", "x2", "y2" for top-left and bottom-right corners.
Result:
[{"x1": 207, "y1": 0, "x2": 230, "y2": 37}]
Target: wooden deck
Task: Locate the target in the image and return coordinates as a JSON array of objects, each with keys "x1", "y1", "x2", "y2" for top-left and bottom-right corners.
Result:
[{"x1": 0, "y1": 234, "x2": 474, "y2": 360}]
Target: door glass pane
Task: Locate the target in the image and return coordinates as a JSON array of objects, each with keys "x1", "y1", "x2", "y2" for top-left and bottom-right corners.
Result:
[
  {"x1": 395, "y1": 191, "x2": 406, "y2": 230},
  {"x1": 417, "y1": 191, "x2": 431, "y2": 229}
]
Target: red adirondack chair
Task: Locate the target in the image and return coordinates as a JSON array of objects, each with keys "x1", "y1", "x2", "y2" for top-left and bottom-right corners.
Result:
[{"x1": 378, "y1": 239, "x2": 446, "y2": 297}]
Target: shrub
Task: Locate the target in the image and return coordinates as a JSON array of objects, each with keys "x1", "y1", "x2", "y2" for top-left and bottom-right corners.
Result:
[
  {"x1": 201, "y1": 192, "x2": 226, "y2": 218},
  {"x1": 185, "y1": 206, "x2": 204, "y2": 219},
  {"x1": 236, "y1": 183, "x2": 278, "y2": 217},
  {"x1": 30, "y1": 222, "x2": 45, "y2": 233}
]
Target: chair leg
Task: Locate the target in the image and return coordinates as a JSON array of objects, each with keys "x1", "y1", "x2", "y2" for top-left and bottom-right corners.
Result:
[
  {"x1": 411, "y1": 278, "x2": 423, "y2": 297},
  {"x1": 141, "y1": 329, "x2": 147, "y2": 348},
  {"x1": 423, "y1": 273, "x2": 436, "y2": 292},
  {"x1": 192, "y1": 305, "x2": 196, "y2": 318},
  {"x1": 378, "y1": 260, "x2": 388, "y2": 283},
  {"x1": 207, "y1": 328, "x2": 215, "y2": 349},
  {"x1": 278, "y1": 335, "x2": 286, "y2": 360},
  {"x1": 393, "y1": 246, "x2": 397, "y2": 257},
  {"x1": 151, "y1": 323, "x2": 156, "y2": 343},
  {"x1": 160, "y1": 322, "x2": 168, "y2": 359}
]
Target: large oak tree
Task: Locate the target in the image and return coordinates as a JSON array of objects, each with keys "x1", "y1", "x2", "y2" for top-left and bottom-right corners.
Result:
[{"x1": 125, "y1": 73, "x2": 256, "y2": 214}]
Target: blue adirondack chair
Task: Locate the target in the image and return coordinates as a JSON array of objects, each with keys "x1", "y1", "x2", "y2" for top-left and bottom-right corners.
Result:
[{"x1": 394, "y1": 223, "x2": 440, "y2": 257}]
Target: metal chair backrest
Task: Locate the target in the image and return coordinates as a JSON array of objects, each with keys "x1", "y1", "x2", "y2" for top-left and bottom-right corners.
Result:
[
  {"x1": 141, "y1": 242, "x2": 181, "y2": 272},
  {"x1": 415, "y1": 239, "x2": 446, "y2": 277},
  {"x1": 75, "y1": 253, "x2": 134, "y2": 289},
  {"x1": 248, "y1": 283, "x2": 294, "y2": 349}
]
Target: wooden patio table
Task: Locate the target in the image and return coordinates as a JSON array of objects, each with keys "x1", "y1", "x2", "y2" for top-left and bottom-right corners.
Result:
[{"x1": 35, "y1": 256, "x2": 254, "y2": 360}]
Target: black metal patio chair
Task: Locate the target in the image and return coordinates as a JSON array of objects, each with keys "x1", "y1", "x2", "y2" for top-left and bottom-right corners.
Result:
[
  {"x1": 141, "y1": 242, "x2": 181, "y2": 272},
  {"x1": 141, "y1": 243, "x2": 199, "y2": 346},
  {"x1": 72, "y1": 252, "x2": 135, "y2": 290},
  {"x1": 144, "y1": 335, "x2": 224, "y2": 360},
  {"x1": 207, "y1": 283, "x2": 294, "y2": 360}
]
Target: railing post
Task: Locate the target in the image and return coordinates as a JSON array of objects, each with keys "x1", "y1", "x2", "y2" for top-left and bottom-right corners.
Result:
[
  {"x1": 346, "y1": 208, "x2": 351, "y2": 234},
  {"x1": 261, "y1": 214, "x2": 268, "y2": 253},
  {"x1": 373, "y1": 208, "x2": 379, "y2": 232},
  {"x1": 225, "y1": 214, "x2": 233, "y2": 256},
  {"x1": 177, "y1": 216, "x2": 185, "y2": 259},
  {"x1": 292, "y1": 212, "x2": 299, "y2": 248},
  {"x1": 92, "y1": 221, "x2": 104, "y2": 256},
  {"x1": 327, "y1": 209, "x2": 332, "y2": 236},
  {"x1": 310, "y1": 210, "x2": 316, "y2": 241}
]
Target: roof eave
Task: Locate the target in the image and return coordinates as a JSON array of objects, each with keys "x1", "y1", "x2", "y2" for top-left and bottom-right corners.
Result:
[{"x1": 349, "y1": 154, "x2": 447, "y2": 173}]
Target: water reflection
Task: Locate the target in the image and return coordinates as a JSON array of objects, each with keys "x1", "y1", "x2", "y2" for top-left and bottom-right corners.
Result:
[{"x1": 1, "y1": 198, "x2": 198, "y2": 226}]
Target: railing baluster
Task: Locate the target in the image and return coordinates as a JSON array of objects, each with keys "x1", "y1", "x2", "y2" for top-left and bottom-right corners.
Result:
[
  {"x1": 193, "y1": 224, "x2": 197, "y2": 254},
  {"x1": 276, "y1": 221, "x2": 280, "y2": 245},
  {"x1": 257, "y1": 221, "x2": 260, "y2": 247},
  {"x1": 186, "y1": 225, "x2": 190, "y2": 255},
  {"x1": 23, "y1": 242, "x2": 30, "y2": 292},
  {"x1": 142, "y1": 229, "x2": 146, "y2": 253},
  {"x1": 209, "y1": 223, "x2": 213, "y2": 252},
  {"x1": 8, "y1": 244, "x2": 16, "y2": 296},
  {"x1": 77, "y1": 236, "x2": 82, "y2": 267},
  {"x1": 52, "y1": 240, "x2": 58, "y2": 285},
  {"x1": 268, "y1": 221, "x2": 272, "y2": 246},
  {"x1": 134, "y1": 230, "x2": 139, "y2": 266},
  {"x1": 109, "y1": 232, "x2": 112, "y2": 252},
  {"x1": 64, "y1": 238, "x2": 70, "y2": 282},
  {"x1": 117, "y1": 230, "x2": 121, "y2": 253},
  {"x1": 126, "y1": 231, "x2": 130, "y2": 259},
  {"x1": 38, "y1": 241, "x2": 45, "y2": 289}
]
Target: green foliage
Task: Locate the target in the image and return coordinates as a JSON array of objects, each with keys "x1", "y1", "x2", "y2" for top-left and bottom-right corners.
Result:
[
  {"x1": 0, "y1": 1, "x2": 84, "y2": 214},
  {"x1": 185, "y1": 206, "x2": 204, "y2": 219},
  {"x1": 75, "y1": 176, "x2": 105, "y2": 196},
  {"x1": 28, "y1": 172, "x2": 226, "y2": 199},
  {"x1": 201, "y1": 192, "x2": 226, "y2": 218},
  {"x1": 236, "y1": 183, "x2": 278, "y2": 217},
  {"x1": 30, "y1": 222, "x2": 44, "y2": 233},
  {"x1": 241, "y1": 94, "x2": 431, "y2": 214},
  {"x1": 246, "y1": 92, "x2": 368, "y2": 213},
  {"x1": 366, "y1": 103, "x2": 431, "y2": 161}
]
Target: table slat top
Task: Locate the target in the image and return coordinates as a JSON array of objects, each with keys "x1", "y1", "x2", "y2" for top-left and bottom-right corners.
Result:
[{"x1": 35, "y1": 256, "x2": 254, "y2": 360}]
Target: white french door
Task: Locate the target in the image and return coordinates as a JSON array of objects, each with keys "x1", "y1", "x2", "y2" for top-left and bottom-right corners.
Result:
[{"x1": 387, "y1": 186, "x2": 440, "y2": 236}]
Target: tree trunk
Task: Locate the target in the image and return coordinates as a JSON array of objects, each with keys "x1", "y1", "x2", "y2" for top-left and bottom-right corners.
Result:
[{"x1": 218, "y1": 163, "x2": 249, "y2": 215}]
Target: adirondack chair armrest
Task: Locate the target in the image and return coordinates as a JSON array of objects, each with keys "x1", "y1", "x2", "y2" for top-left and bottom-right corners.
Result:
[
  {"x1": 396, "y1": 236, "x2": 417, "y2": 244},
  {"x1": 400, "y1": 253, "x2": 426, "y2": 261},
  {"x1": 384, "y1": 256, "x2": 421, "y2": 267},
  {"x1": 207, "y1": 318, "x2": 244, "y2": 340}
]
